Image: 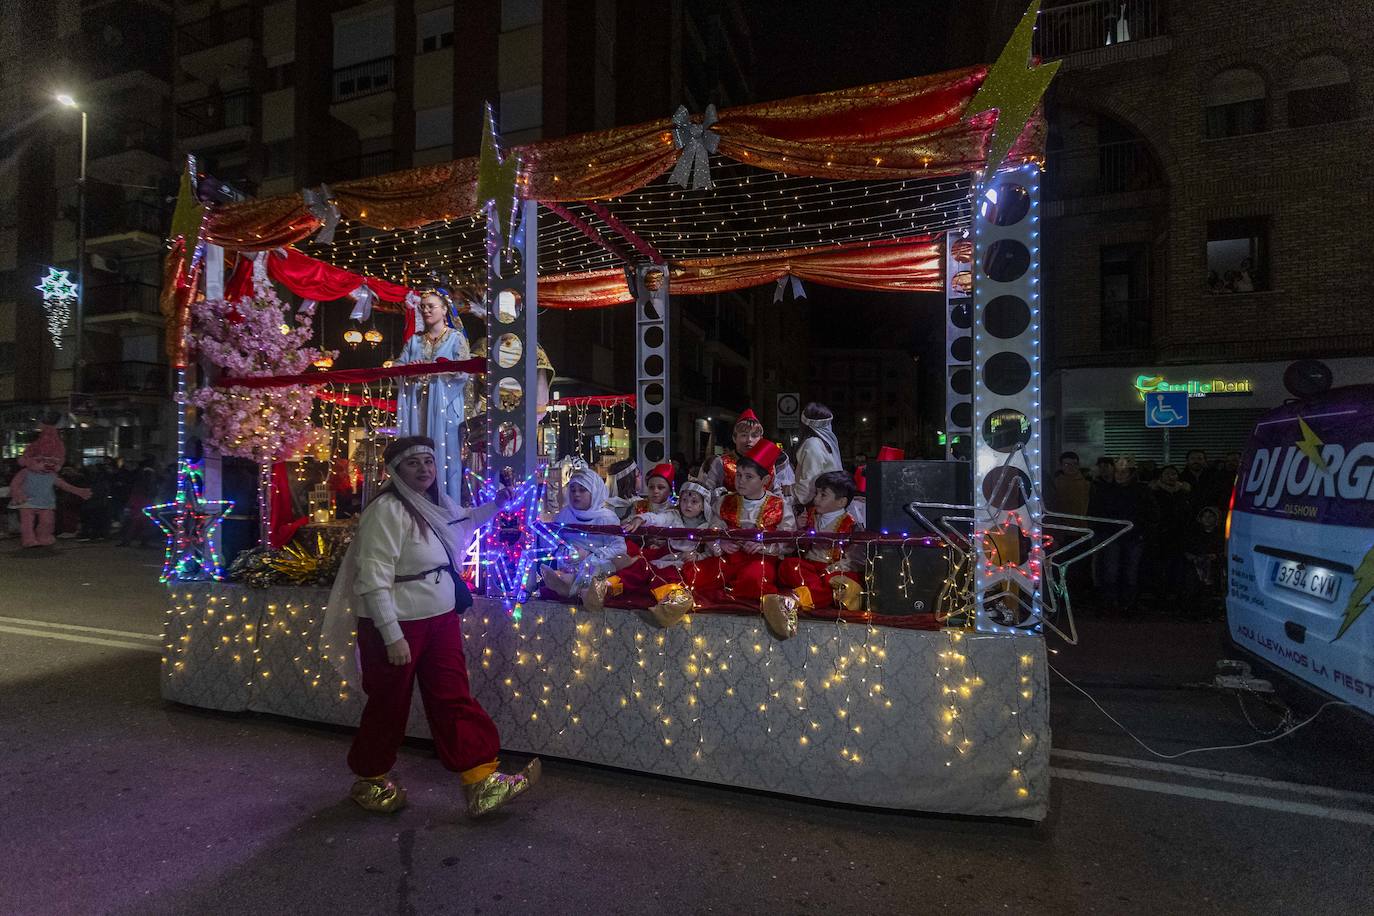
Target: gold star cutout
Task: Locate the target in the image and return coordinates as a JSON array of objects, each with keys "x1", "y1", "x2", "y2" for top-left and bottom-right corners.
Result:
[
  {"x1": 965, "y1": 0, "x2": 1061, "y2": 174},
  {"x1": 475, "y1": 105, "x2": 520, "y2": 247}
]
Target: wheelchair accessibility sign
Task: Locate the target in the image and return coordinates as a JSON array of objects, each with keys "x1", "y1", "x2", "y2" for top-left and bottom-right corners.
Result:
[{"x1": 1145, "y1": 390, "x2": 1190, "y2": 428}]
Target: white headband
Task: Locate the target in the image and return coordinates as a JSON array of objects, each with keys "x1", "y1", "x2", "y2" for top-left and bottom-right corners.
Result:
[
  {"x1": 386, "y1": 444, "x2": 435, "y2": 472},
  {"x1": 610, "y1": 463, "x2": 639, "y2": 483},
  {"x1": 681, "y1": 480, "x2": 710, "y2": 499}
]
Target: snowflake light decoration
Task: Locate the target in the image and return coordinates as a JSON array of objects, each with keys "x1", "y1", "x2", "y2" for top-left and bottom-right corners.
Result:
[{"x1": 35, "y1": 267, "x2": 78, "y2": 348}]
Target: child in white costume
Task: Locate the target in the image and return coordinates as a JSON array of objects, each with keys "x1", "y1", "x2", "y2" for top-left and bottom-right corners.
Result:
[{"x1": 543, "y1": 467, "x2": 626, "y2": 598}]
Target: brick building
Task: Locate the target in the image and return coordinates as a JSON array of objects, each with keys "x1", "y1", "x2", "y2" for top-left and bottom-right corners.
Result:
[{"x1": 1000, "y1": 0, "x2": 1374, "y2": 466}]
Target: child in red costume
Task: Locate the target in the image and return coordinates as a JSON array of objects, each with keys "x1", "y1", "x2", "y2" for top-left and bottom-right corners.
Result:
[
  {"x1": 779, "y1": 470, "x2": 864, "y2": 611},
  {"x1": 588, "y1": 478, "x2": 718, "y2": 627},
  {"x1": 704, "y1": 408, "x2": 793, "y2": 497},
  {"x1": 710, "y1": 439, "x2": 799, "y2": 638}
]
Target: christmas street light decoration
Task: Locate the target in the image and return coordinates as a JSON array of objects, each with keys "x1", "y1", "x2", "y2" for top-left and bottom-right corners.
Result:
[{"x1": 35, "y1": 266, "x2": 77, "y2": 348}]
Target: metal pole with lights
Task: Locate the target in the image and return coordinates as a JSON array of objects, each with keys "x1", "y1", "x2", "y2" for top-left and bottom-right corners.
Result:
[{"x1": 56, "y1": 93, "x2": 87, "y2": 397}]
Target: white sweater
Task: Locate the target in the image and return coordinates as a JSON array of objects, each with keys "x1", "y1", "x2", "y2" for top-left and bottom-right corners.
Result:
[
  {"x1": 791, "y1": 437, "x2": 843, "y2": 506},
  {"x1": 353, "y1": 496, "x2": 497, "y2": 645}
]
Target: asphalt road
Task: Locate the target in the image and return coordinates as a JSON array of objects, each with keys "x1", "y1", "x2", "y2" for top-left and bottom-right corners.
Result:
[{"x1": 2, "y1": 540, "x2": 1372, "y2": 916}]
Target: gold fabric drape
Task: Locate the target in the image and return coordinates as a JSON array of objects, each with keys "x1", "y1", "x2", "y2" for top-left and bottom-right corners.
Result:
[
  {"x1": 206, "y1": 65, "x2": 1041, "y2": 252},
  {"x1": 537, "y1": 235, "x2": 943, "y2": 309}
]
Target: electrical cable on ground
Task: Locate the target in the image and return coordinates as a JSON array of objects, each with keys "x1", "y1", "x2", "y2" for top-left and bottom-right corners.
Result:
[{"x1": 1049, "y1": 662, "x2": 1352, "y2": 760}]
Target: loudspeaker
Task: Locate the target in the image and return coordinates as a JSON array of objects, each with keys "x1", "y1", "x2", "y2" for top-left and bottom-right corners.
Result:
[{"x1": 864, "y1": 461, "x2": 970, "y2": 615}]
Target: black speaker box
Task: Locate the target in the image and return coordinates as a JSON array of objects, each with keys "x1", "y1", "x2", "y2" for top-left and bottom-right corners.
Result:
[{"x1": 864, "y1": 460, "x2": 970, "y2": 615}]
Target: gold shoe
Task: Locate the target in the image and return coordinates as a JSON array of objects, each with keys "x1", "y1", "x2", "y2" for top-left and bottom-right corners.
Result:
[
  {"x1": 350, "y1": 773, "x2": 407, "y2": 813},
  {"x1": 583, "y1": 575, "x2": 613, "y2": 612},
  {"x1": 464, "y1": 759, "x2": 541, "y2": 818},
  {"x1": 760, "y1": 593, "x2": 799, "y2": 640},
  {"x1": 829, "y1": 575, "x2": 863, "y2": 611},
  {"x1": 649, "y1": 583, "x2": 693, "y2": 628}
]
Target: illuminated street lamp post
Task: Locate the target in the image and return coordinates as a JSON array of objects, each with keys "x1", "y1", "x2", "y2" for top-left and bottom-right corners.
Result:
[{"x1": 56, "y1": 92, "x2": 87, "y2": 396}]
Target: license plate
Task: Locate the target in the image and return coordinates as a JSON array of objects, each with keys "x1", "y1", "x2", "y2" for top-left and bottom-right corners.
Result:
[{"x1": 1272, "y1": 560, "x2": 1341, "y2": 602}]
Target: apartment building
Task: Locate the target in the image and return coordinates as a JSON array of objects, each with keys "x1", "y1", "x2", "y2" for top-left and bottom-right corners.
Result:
[
  {"x1": 0, "y1": 0, "x2": 176, "y2": 461},
  {"x1": 960, "y1": 0, "x2": 1374, "y2": 466},
  {"x1": 808, "y1": 348, "x2": 921, "y2": 465}
]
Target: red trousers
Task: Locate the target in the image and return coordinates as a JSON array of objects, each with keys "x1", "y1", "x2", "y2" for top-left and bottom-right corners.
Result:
[
  {"x1": 613, "y1": 557, "x2": 683, "y2": 605},
  {"x1": 714, "y1": 550, "x2": 779, "y2": 603},
  {"x1": 347, "y1": 612, "x2": 500, "y2": 782},
  {"x1": 778, "y1": 557, "x2": 859, "y2": 608}
]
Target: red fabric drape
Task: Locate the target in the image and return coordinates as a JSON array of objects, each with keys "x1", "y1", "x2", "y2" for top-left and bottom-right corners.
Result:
[
  {"x1": 269, "y1": 462, "x2": 308, "y2": 549},
  {"x1": 538, "y1": 234, "x2": 943, "y2": 309},
  {"x1": 205, "y1": 65, "x2": 1042, "y2": 251},
  {"x1": 214, "y1": 357, "x2": 486, "y2": 390},
  {"x1": 315, "y1": 391, "x2": 397, "y2": 410},
  {"x1": 264, "y1": 247, "x2": 413, "y2": 303}
]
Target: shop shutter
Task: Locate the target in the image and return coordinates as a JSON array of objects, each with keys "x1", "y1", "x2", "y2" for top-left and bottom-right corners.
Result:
[{"x1": 1101, "y1": 408, "x2": 1267, "y2": 464}]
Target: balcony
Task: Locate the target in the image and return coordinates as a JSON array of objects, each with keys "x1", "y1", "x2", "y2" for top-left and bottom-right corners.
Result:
[
  {"x1": 328, "y1": 150, "x2": 396, "y2": 183},
  {"x1": 176, "y1": 90, "x2": 254, "y2": 146},
  {"x1": 330, "y1": 57, "x2": 396, "y2": 131},
  {"x1": 85, "y1": 281, "x2": 163, "y2": 331},
  {"x1": 1100, "y1": 298, "x2": 1152, "y2": 351},
  {"x1": 333, "y1": 57, "x2": 395, "y2": 102},
  {"x1": 90, "y1": 121, "x2": 169, "y2": 164},
  {"x1": 83, "y1": 360, "x2": 168, "y2": 395},
  {"x1": 177, "y1": 6, "x2": 256, "y2": 83},
  {"x1": 86, "y1": 201, "x2": 166, "y2": 257},
  {"x1": 1046, "y1": 138, "x2": 1165, "y2": 207},
  {"x1": 1033, "y1": 0, "x2": 1167, "y2": 66}
]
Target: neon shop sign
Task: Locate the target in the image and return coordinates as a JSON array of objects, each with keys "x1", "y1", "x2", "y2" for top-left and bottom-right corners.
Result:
[{"x1": 1134, "y1": 374, "x2": 1254, "y2": 400}]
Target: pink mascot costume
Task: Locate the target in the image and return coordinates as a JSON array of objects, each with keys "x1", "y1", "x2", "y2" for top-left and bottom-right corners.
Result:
[{"x1": 10, "y1": 422, "x2": 91, "y2": 548}]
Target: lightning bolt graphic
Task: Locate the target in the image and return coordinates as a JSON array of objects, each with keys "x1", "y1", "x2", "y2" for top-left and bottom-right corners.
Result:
[
  {"x1": 1336, "y1": 544, "x2": 1374, "y2": 641},
  {"x1": 1295, "y1": 416, "x2": 1330, "y2": 475},
  {"x1": 965, "y1": 0, "x2": 1061, "y2": 174}
]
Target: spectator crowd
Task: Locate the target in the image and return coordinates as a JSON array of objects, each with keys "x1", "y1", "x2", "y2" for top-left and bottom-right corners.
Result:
[
  {"x1": 1047, "y1": 448, "x2": 1237, "y2": 619},
  {"x1": 0, "y1": 455, "x2": 176, "y2": 547}
]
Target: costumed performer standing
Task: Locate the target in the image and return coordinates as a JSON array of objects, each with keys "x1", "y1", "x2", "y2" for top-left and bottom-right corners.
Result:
[
  {"x1": 394, "y1": 290, "x2": 471, "y2": 505},
  {"x1": 790, "y1": 402, "x2": 843, "y2": 509},
  {"x1": 9, "y1": 420, "x2": 91, "y2": 548},
  {"x1": 323, "y1": 436, "x2": 539, "y2": 817},
  {"x1": 541, "y1": 466, "x2": 628, "y2": 599}
]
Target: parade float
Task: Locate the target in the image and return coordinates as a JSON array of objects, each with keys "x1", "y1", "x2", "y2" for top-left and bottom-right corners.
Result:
[{"x1": 154, "y1": 6, "x2": 1080, "y2": 819}]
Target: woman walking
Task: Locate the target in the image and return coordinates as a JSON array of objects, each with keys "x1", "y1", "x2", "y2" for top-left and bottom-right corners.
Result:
[{"x1": 324, "y1": 436, "x2": 538, "y2": 816}]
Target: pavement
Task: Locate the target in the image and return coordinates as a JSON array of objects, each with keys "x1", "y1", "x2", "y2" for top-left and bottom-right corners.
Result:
[{"x1": 2, "y1": 538, "x2": 1372, "y2": 915}]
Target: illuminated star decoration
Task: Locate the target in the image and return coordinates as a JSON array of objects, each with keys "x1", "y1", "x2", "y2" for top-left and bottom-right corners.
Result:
[
  {"x1": 35, "y1": 267, "x2": 78, "y2": 348},
  {"x1": 474, "y1": 469, "x2": 570, "y2": 620},
  {"x1": 475, "y1": 105, "x2": 521, "y2": 252},
  {"x1": 964, "y1": 0, "x2": 1061, "y2": 175},
  {"x1": 145, "y1": 460, "x2": 234, "y2": 582}
]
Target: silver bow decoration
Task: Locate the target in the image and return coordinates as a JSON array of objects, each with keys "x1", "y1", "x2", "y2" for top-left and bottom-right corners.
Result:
[
  {"x1": 669, "y1": 104, "x2": 720, "y2": 191},
  {"x1": 302, "y1": 183, "x2": 340, "y2": 245},
  {"x1": 773, "y1": 274, "x2": 807, "y2": 303},
  {"x1": 349, "y1": 283, "x2": 377, "y2": 322}
]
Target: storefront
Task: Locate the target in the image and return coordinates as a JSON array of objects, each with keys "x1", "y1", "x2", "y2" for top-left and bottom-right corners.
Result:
[{"x1": 1048, "y1": 358, "x2": 1374, "y2": 466}]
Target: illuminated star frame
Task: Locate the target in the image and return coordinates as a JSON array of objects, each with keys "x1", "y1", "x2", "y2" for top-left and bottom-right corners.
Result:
[{"x1": 145, "y1": 460, "x2": 234, "y2": 582}]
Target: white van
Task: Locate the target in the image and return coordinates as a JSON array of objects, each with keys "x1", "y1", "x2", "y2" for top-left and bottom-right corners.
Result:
[{"x1": 1227, "y1": 376, "x2": 1374, "y2": 716}]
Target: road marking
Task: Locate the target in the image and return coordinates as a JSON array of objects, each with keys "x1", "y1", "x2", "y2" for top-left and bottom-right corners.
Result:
[
  {"x1": 1051, "y1": 748, "x2": 1374, "y2": 807},
  {"x1": 0, "y1": 624, "x2": 162, "y2": 654},
  {"x1": 1050, "y1": 767, "x2": 1374, "y2": 827},
  {"x1": 0, "y1": 615, "x2": 161, "y2": 642}
]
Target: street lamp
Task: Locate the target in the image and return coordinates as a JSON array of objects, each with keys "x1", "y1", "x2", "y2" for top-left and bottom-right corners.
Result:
[{"x1": 55, "y1": 91, "x2": 87, "y2": 397}]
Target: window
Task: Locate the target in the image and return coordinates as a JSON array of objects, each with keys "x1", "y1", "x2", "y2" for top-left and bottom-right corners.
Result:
[
  {"x1": 1205, "y1": 68, "x2": 1267, "y2": 138},
  {"x1": 414, "y1": 106, "x2": 453, "y2": 150},
  {"x1": 502, "y1": 0, "x2": 542, "y2": 31},
  {"x1": 1288, "y1": 55, "x2": 1354, "y2": 127},
  {"x1": 417, "y1": 6, "x2": 454, "y2": 53},
  {"x1": 265, "y1": 139, "x2": 293, "y2": 177},
  {"x1": 266, "y1": 60, "x2": 295, "y2": 91},
  {"x1": 1100, "y1": 243, "x2": 1150, "y2": 350},
  {"x1": 0, "y1": 269, "x2": 15, "y2": 300},
  {"x1": 499, "y1": 85, "x2": 543, "y2": 133},
  {"x1": 1207, "y1": 218, "x2": 1269, "y2": 294}
]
